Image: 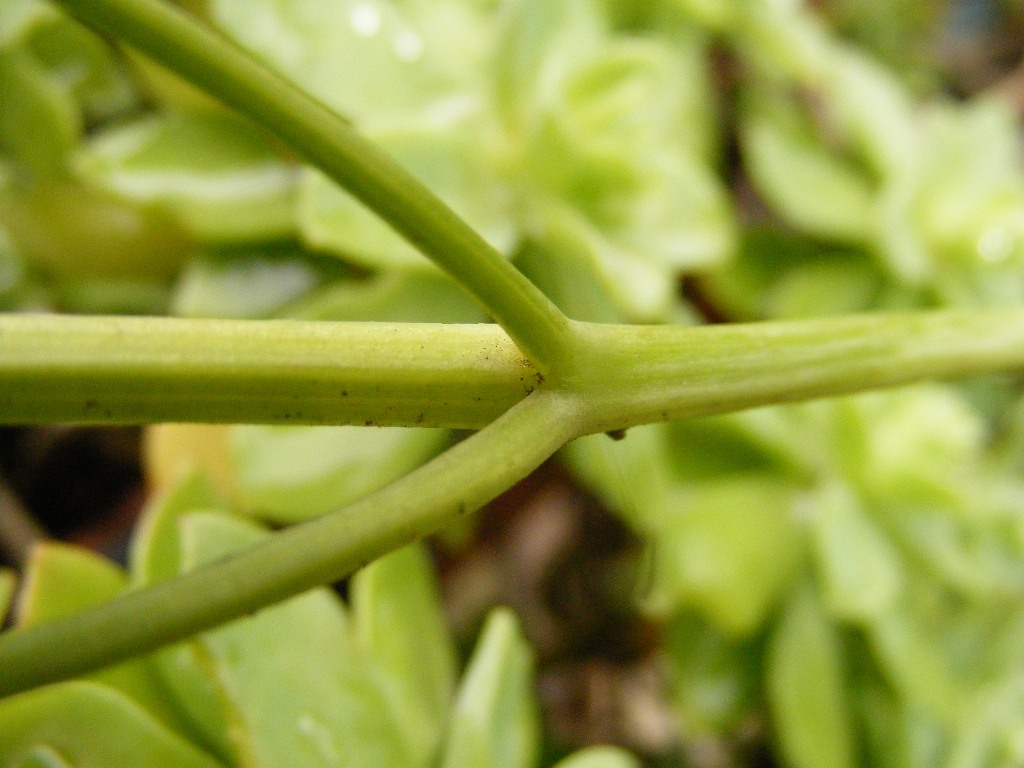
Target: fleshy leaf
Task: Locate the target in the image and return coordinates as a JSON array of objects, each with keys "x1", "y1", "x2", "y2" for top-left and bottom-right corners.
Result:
[
  {"x1": 287, "y1": 268, "x2": 484, "y2": 323},
  {"x1": 810, "y1": 482, "x2": 902, "y2": 621},
  {"x1": 15, "y1": 542, "x2": 124, "y2": 627},
  {"x1": 740, "y1": 90, "x2": 875, "y2": 243},
  {"x1": 0, "y1": 681, "x2": 223, "y2": 768},
  {"x1": 14, "y1": 542, "x2": 194, "y2": 737},
  {"x1": 172, "y1": 248, "x2": 322, "y2": 319},
  {"x1": 664, "y1": 612, "x2": 759, "y2": 735},
  {"x1": 0, "y1": 566, "x2": 16, "y2": 624},
  {"x1": 0, "y1": 48, "x2": 79, "y2": 175},
  {"x1": 172, "y1": 511, "x2": 414, "y2": 768},
  {"x1": 128, "y1": 471, "x2": 224, "y2": 587},
  {"x1": 0, "y1": 177, "x2": 190, "y2": 279},
  {"x1": 551, "y1": 746, "x2": 642, "y2": 768},
  {"x1": 143, "y1": 425, "x2": 236, "y2": 501},
  {"x1": 75, "y1": 111, "x2": 296, "y2": 242},
  {"x1": 0, "y1": 0, "x2": 56, "y2": 49},
  {"x1": 767, "y1": 586, "x2": 856, "y2": 768},
  {"x1": 648, "y1": 476, "x2": 804, "y2": 634},
  {"x1": 350, "y1": 543, "x2": 457, "y2": 764},
  {"x1": 210, "y1": 0, "x2": 485, "y2": 124},
  {"x1": 439, "y1": 608, "x2": 539, "y2": 768},
  {"x1": 297, "y1": 114, "x2": 511, "y2": 269},
  {"x1": 231, "y1": 423, "x2": 447, "y2": 523},
  {"x1": 8, "y1": 745, "x2": 72, "y2": 768},
  {"x1": 562, "y1": 424, "x2": 675, "y2": 532},
  {"x1": 26, "y1": 14, "x2": 136, "y2": 126}
]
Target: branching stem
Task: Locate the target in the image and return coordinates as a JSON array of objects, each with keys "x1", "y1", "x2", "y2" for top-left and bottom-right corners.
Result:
[
  {"x1": 50, "y1": 0, "x2": 572, "y2": 369},
  {"x1": 0, "y1": 389, "x2": 578, "y2": 697}
]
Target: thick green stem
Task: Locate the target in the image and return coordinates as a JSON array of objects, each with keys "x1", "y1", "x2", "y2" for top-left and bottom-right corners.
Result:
[
  {"x1": 566, "y1": 308, "x2": 1024, "y2": 434},
  {"x1": 4, "y1": 310, "x2": 1024, "y2": 432},
  {"x1": 49, "y1": 0, "x2": 571, "y2": 369},
  {"x1": 0, "y1": 315, "x2": 538, "y2": 427},
  {"x1": 0, "y1": 389, "x2": 579, "y2": 697}
]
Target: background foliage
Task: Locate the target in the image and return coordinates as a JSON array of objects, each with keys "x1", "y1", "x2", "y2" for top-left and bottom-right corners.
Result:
[{"x1": 3, "y1": 0, "x2": 1024, "y2": 766}]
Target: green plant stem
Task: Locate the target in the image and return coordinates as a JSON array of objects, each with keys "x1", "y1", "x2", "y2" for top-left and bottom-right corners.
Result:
[
  {"x1": 0, "y1": 389, "x2": 578, "y2": 697},
  {"x1": 5, "y1": 309, "x2": 1024, "y2": 432},
  {"x1": 0, "y1": 314, "x2": 538, "y2": 428},
  {"x1": 568, "y1": 308, "x2": 1024, "y2": 434},
  {"x1": 49, "y1": 0, "x2": 571, "y2": 369}
]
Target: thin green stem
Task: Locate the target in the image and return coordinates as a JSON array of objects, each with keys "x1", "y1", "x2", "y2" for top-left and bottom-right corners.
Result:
[
  {"x1": 566, "y1": 308, "x2": 1024, "y2": 435},
  {"x1": 49, "y1": 0, "x2": 572, "y2": 369},
  {"x1": 0, "y1": 389, "x2": 579, "y2": 697},
  {"x1": 0, "y1": 314, "x2": 539, "y2": 428}
]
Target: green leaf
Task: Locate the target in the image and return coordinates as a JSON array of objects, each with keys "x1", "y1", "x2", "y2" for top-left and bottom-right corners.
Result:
[
  {"x1": 767, "y1": 586, "x2": 856, "y2": 768},
  {"x1": 297, "y1": 116, "x2": 511, "y2": 269},
  {"x1": 129, "y1": 471, "x2": 224, "y2": 587},
  {"x1": 126, "y1": 476, "x2": 237, "y2": 761},
  {"x1": 0, "y1": 0, "x2": 56, "y2": 49},
  {"x1": 14, "y1": 542, "x2": 194, "y2": 738},
  {"x1": 0, "y1": 48, "x2": 79, "y2": 175},
  {"x1": 287, "y1": 268, "x2": 484, "y2": 323},
  {"x1": 75, "y1": 111, "x2": 296, "y2": 242},
  {"x1": 0, "y1": 177, "x2": 191, "y2": 279},
  {"x1": 350, "y1": 543, "x2": 457, "y2": 764},
  {"x1": 440, "y1": 608, "x2": 539, "y2": 768},
  {"x1": 15, "y1": 542, "x2": 124, "y2": 627},
  {"x1": 0, "y1": 566, "x2": 16, "y2": 624},
  {"x1": 551, "y1": 746, "x2": 642, "y2": 768},
  {"x1": 0, "y1": 681, "x2": 223, "y2": 768},
  {"x1": 8, "y1": 745, "x2": 72, "y2": 768},
  {"x1": 810, "y1": 482, "x2": 902, "y2": 621},
  {"x1": 562, "y1": 424, "x2": 676, "y2": 532},
  {"x1": 663, "y1": 612, "x2": 759, "y2": 735},
  {"x1": 649, "y1": 476, "x2": 804, "y2": 634},
  {"x1": 26, "y1": 14, "x2": 136, "y2": 126},
  {"x1": 172, "y1": 248, "x2": 322, "y2": 319},
  {"x1": 820, "y1": 47, "x2": 917, "y2": 179},
  {"x1": 736, "y1": 0, "x2": 832, "y2": 81},
  {"x1": 231, "y1": 424, "x2": 448, "y2": 523},
  {"x1": 868, "y1": 606, "x2": 961, "y2": 723},
  {"x1": 210, "y1": 0, "x2": 485, "y2": 124},
  {"x1": 173, "y1": 512, "x2": 414, "y2": 768},
  {"x1": 740, "y1": 91, "x2": 875, "y2": 242}
]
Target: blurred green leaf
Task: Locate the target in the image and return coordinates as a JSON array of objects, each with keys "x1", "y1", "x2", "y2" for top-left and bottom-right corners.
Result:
[
  {"x1": 129, "y1": 471, "x2": 225, "y2": 587},
  {"x1": 0, "y1": 177, "x2": 191, "y2": 279},
  {"x1": 440, "y1": 608, "x2": 539, "y2": 768},
  {"x1": 286, "y1": 268, "x2": 484, "y2": 323},
  {"x1": 26, "y1": 14, "x2": 136, "y2": 125},
  {"x1": 649, "y1": 476, "x2": 804, "y2": 634},
  {"x1": 210, "y1": 0, "x2": 486, "y2": 124},
  {"x1": 173, "y1": 511, "x2": 415, "y2": 768},
  {"x1": 664, "y1": 612, "x2": 759, "y2": 735},
  {"x1": 0, "y1": 566, "x2": 16, "y2": 624},
  {"x1": 172, "y1": 248, "x2": 322, "y2": 319},
  {"x1": 0, "y1": 48, "x2": 79, "y2": 175},
  {"x1": 15, "y1": 542, "x2": 194, "y2": 737},
  {"x1": 767, "y1": 585, "x2": 856, "y2": 768},
  {"x1": 0, "y1": 681, "x2": 224, "y2": 768},
  {"x1": 550, "y1": 746, "x2": 643, "y2": 768},
  {"x1": 299, "y1": 117, "x2": 512, "y2": 269},
  {"x1": 350, "y1": 543, "x2": 458, "y2": 764},
  {"x1": 741, "y1": 90, "x2": 875, "y2": 242},
  {"x1": 8, "y1": 745, "x2": 72, "y2": 768},
  {"x1": 0, "y1": 0, "x2": 56, "y2": 49},
  {"x1": 231, "y1": 424, "x2": 447, "y2": 523},
  {"x1": 810, "y1": 482, "x2": 902, "y2": 621},
  {"x1": 76, "y1": 111, "x2": 296, "y2": 242}
]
